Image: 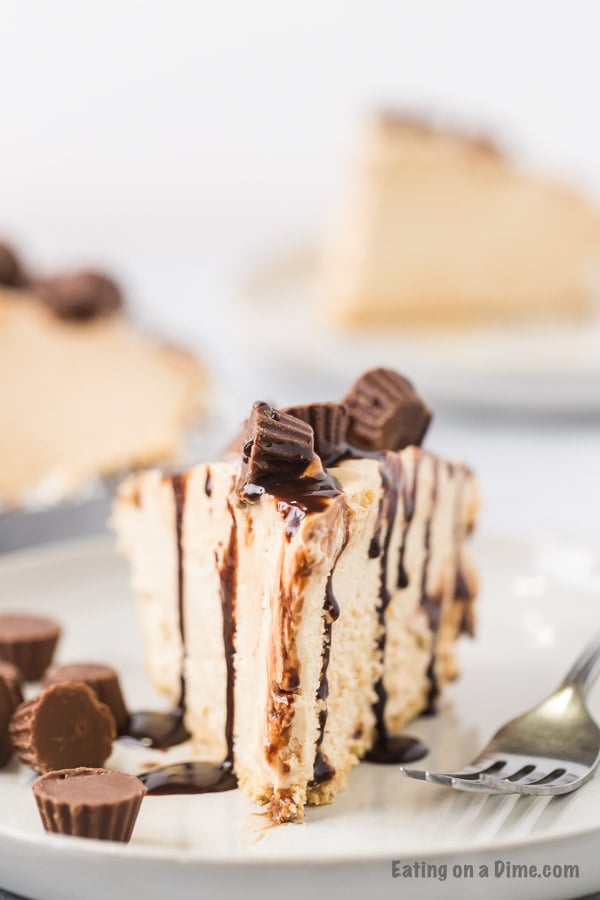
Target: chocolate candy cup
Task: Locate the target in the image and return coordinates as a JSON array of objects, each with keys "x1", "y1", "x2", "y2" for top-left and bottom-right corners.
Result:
[
  {"x1": 0, "y1": 242, "x2": 25, "y2": 287},
  {"x1": 10, "y1": 682, "x2": 116, "y2": 773},
  {"x1": 36, "y1": 270, "x2": 123, "y2": 321},
  {"x1": 0, "y1": 661, "x2": 24, "y2": 704},
  {"x1": 0, "y1": 613, "x2": 61, "y2": 681},
  {"x1": 0, "y1": 665, "x2": 23, "y2": 767},
  {"x1": 238, "y1": 402, "x2": 324, "y2": 499},
  {"x1": 343, "y1": 367, "x2": 432, "y2": 451},
  {"x1": 33, "y1": 767, "x2": 146, "y2": 842},
  {"x1": 282, "y1": 403, "x2": 349, "y2": 465},
  {"x1": 43, "y1": 663, "x2": 129, "y2": 734}
]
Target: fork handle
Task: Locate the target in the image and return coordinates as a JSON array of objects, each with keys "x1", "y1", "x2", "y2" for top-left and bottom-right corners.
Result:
[{"x1": 559, "y1": 631, "x2": 600, "y2": 695}]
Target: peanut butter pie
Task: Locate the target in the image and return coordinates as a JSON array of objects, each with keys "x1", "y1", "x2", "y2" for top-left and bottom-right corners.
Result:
[
  {"x1": 113, "y1": 368, "x2": 479, "y2": 822},
  {"x1": 0, "y1": 240, "x2": 206, "y2": 509},
  {"x1": 321, "y1": 115, "x2": 600, "y2": 328}
]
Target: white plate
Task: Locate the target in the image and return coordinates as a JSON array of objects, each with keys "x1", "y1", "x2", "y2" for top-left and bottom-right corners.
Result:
[
  {"x1": 0, "y1": 536, "x2": 599, "y2": 900},
  {"x1": 237, "y1": 255, "x2": 600, "y2": 414}
]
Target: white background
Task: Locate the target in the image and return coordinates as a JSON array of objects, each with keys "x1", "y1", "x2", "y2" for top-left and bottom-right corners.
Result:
[{"x1": 1, "y1": 0, "x2": 599, "y2": 543}]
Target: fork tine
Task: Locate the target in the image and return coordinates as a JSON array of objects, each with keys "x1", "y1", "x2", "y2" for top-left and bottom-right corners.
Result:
[
  {"x1": 477, "y1": 768, "x2": 576, "y2": 793},
  {"x1": 401, "y1": 767, "x2": 503, "y2": 792},
  {"x1": 400, "y1": 767, "x2": 428, "y2": 781},
  {"x1": 426, "y1": 773, "x2": 496, "y2": 793}
]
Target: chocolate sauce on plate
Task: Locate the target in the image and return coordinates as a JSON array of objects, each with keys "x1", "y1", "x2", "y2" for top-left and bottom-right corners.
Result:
[
  {"x1": 365, "y1": 733, "x2": 428, "y2": 765},
  {"x1": 140, "y1": 761, "x2": 237, "y2": 795},
  {"x1": 122, "y1": 709, "x2": 190, "y2": 749}
]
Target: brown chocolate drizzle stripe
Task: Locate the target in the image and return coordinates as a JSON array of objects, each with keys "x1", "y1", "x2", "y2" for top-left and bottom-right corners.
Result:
[
  {"x1": 452, "y1": 466, "x2": 475, "y2": 637},
  {"x1": 396, "y1": 450, "x2": 422, "y2": 588},
  {"x1": 265, "y1": 570, "x2": 306, "y2": 771},
  {"x1": 368, "y1": 453, "x2": 400, "y2": 747},
  {"x1": 123, "y1": 474, "x2": 191, "y2": 750},
  {"x1": 172, "y1": 474, "x2": 187, "y2": 646},
  {"x1": 310, "y1": 523, "x2": 349, "y2": 786},
  {"x1": 364, "y1": 450, "x2": 429, "y2": 765},
  {"x1": 172, "y1": 473, "x2": 188, "y2": 711},
  {"x1": 420, "y1": 459, "x2": 440, "y2": 713},
  {"x1": 204, "y1": 466, "x2": 213, "y2": 498},
  {"x1": 218, "y1": 491, "x2": 238, "y2": 763}
]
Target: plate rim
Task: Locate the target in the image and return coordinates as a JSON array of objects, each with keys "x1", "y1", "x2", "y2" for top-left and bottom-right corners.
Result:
[{"x1": 0, "y1": 534, "x2": 599, "y2": 867}]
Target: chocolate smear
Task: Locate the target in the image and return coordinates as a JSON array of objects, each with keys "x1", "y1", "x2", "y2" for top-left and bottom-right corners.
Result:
[{"x1": 343, "y1": 367, "x2": 431, "y2": 452}]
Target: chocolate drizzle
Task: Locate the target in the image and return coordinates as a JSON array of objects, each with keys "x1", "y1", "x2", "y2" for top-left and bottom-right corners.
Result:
[
  {"x1": 452, "y1": 468, "x2": 475, "y2": 638},
  {"x1": 124, "y1": 479, "x2": 240, "y2": 793},
  {"x1": 310, "y1": 551, "x2": 345, "y2": 786},
  {"x1": 204, "y1": 466, "x2": 213, "y2": 498},
  {"x1": 455, "y1": 564, "x2": 474, "y2": 636},
  {"x1": 364, "y1": 452, "x2": 429, "y2": 765},
  {"x1": 120, "y1": 473, "x2": 191, "y2": 750},
  {"x1": 419, "y1": 460, "x2": 440, "y2": 713},
  {"x1": 172, "y1": 474, "x2": 187, "y2": 648},
  {"x1": 274, "y1": 475, "x2": 342, "y2": 540},
  {"x1": 396, "y1": 450, "x2": 421, "y2": 589},
  {"x1": 364, "y1": 454, "x2": 401, "y2": 761},
  {"x1": 218, "y1": 499, "x2": 238, "y2": 764}
]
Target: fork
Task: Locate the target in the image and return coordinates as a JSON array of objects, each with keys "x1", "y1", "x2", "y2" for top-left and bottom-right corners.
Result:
[{"x1": 401, "y1": 632, "x2": 600, "y2": 795}]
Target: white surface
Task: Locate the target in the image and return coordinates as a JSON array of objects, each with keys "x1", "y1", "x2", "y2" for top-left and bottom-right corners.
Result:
[
  {"x1": 0, "y1": 536, "x2": 599, "y2": 899},
  {"x1": 1, "y1": 2, "x2": 600, "y2": 290}
]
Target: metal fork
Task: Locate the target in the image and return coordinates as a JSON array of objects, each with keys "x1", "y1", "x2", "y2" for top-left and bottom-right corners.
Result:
[{"x1": 401, "y1": 632, "x2": 600, "y2": 795}]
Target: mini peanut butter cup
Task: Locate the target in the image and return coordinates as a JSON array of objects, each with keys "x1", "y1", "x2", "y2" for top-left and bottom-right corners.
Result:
[
  {"x1": 33, "y1": 767, "x2": 146, "y2": 842},
  {"x1": 0, "y1": 665, "x2": 23, "y2": 767},
  {"x1": 282, "y1": 403, "x2": 349, "y2": 465},
  {"x1": 0, "y1": 242, "x2": 26, "y2": 287},
  {"x1": 0, "y1": 613, "x2": 61, "y2": 681},
  {"x1": 343, "y1": 367, "x2": 432, "y2": 451},
  {"x1": 238, "y1": 402, "x2": 324, "y2": 499},
  {"x1": 35, "y1": 270, "x2": 123, "y2": 321},
  {"x1": 10, "y1": 682, "x2": 116, "y2": 773},
  {"x1": 43, "y1": 663, "x2": 129, "y2": 734},
  {"x1": 0, "y1": 661, "x2": 24, "y2": 704}
]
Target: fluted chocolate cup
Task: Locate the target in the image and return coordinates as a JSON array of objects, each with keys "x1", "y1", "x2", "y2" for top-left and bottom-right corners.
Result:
[
  {"x1": 10, "y1": 682, "x2": 115, "y2": 773},
  {"x1": 43, "y1": 663, "x2": 129, "y2": 734},
  {"x1": 33, "y1": 767, "x2": 146, "y2": 842},
  {"x1": 282, "y1": 402, "x2": 349, "y2": 465},
  {"x1": 0, "y1": 613, "x2": 61, "y2": 681},
  {"x1": 0, "y1": 661, "x2": 24, "y2": 705},
  {"x1": 0, "y1": 665, "x2": 23, "y2": 767}
]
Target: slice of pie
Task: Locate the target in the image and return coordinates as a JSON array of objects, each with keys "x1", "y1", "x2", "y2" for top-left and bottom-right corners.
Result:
[
  {"x1": 113, "y1": 369, "x2": 478, "y2": 821},
  {"x1": 321, "y1": 114, "x2": 600, "y2": 327},
  {"x1": 0, "y1": 241, "x2": 206, "y2": 509}
]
